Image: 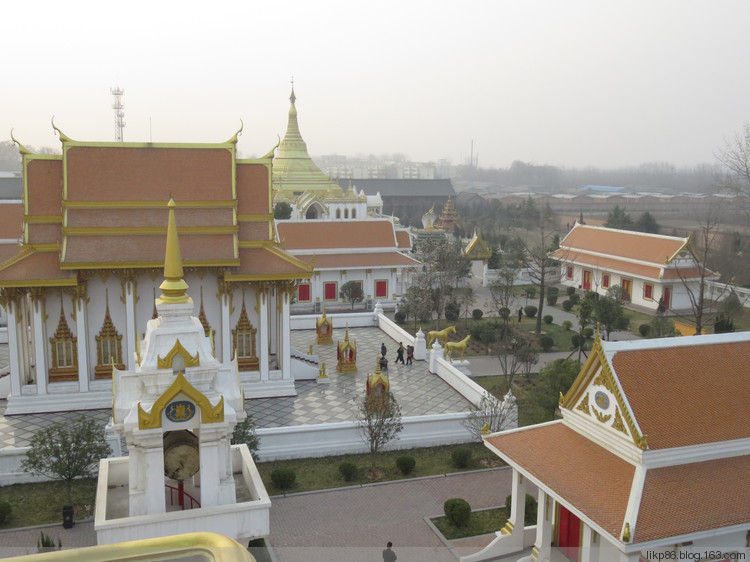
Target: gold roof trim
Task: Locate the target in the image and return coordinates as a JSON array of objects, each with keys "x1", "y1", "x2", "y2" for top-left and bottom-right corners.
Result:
[
  {"x1": 137, "y1": 371, "x2": 223, "y2": 429},
  {"x1": 157, "y1": 338, "x2": 200, "y2": 370},
  {"x1": 10, "y1": 129, "x2": 31, "y2": 155}
]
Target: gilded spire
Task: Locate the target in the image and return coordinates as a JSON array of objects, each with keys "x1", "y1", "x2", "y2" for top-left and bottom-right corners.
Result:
[{"x1": 158, "y1": 199, "x2": 190, "y2": 304}]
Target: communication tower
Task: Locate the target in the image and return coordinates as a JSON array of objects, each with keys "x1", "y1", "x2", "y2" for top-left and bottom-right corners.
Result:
[{"x1": 110, "y1": 87, "x2": 126, "y2": 142}]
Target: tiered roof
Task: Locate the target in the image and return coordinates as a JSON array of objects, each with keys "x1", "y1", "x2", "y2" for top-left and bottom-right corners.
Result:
[
  {"x1": 550, "y1": 223, "x2": 715, "y2": 281},
  {"x1": 0, "y1": 129, "x2": 311, "y2": 286},
  {"x1": 485, "y1": 332, "x2": 750, "y2": 546}
]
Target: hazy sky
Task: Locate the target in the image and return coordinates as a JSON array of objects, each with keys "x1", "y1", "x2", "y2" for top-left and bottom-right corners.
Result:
[{"x1": 3, "y1": 0, "x2": 750, "y2": 169}]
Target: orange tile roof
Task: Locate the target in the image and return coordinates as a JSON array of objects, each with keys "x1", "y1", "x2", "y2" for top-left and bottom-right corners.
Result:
[
  {"x1": 635, "y1": 455, "x2": 750, "y2": 542},
  {"x1": 486, "y1": 423, "x2": 634, "y2": 538},
  {"x1": 277, "y1": 220, "x2": 399, "y2": 250},
  {"x1": 396, "y1": 230, "x2": 412, "y2": 250},
  {"x1": 559, "y1": 225, "x2": 687, "y2": 264},
  {"x1": 550, "y1": 249, "x2": 663, "y2": 280},
  {"x1": 0, "y1": 204, "x2": 23, "y2": 239},
  {"x1": 296, "y1": 252, "x2": 420, "y2": 269},
  {"x1": 65, "y1": 146, "x2": 234, "y2": 201},
  {"x1": 0, "y1": 250, "x2": 77, "y2": 285},
  {"x1": 226, "y1": 246, "x2": 311, "y2": 279},
  {"x1": 25, "y1": 159, "x2": 63, "y2": 217},
  {"x1": 612, "y1": 339, "x2": 750, "y2": 449}
]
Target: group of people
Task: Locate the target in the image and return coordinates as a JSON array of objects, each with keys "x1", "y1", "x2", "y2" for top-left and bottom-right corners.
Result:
[{"x1": 380, "y1": 342, "x2": 413, "y2": 365}]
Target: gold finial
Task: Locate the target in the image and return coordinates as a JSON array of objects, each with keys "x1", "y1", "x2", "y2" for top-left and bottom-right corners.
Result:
[
  {"x1": 374, "y1": 356, "x2": 381, "y2": 375},
  {"x1": 481, "y1": 422, "x2": 491, "y2": 436},
  {"x1": 622, "y1": 522, "x2": 631, "y2": 542},
  {"x1": 158, "y1": 199, "x2": 190, "y2": 304}
]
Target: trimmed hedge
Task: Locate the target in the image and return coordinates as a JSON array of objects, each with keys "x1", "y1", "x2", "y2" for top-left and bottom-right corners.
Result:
[
  {"x1": 524, "y1": 305, "x2": 538, "y2": 318},
  {"x1": 451, "y1": 447, "x2": 473, "y2": 468},
  {"x1": 338, "y1": 462, "x2": 358, "y2": 482},
  {"x1": 562, "y1": 300, "x2": 574, "y2": 312},
  {"x1": 540, "y1": 336, "x2": 554, "y2": 351},
  {"x1": 271, "y1": 467, "x2": 297, "y2": 490},
  {"x1": 543, "y1": 314, "x2": 553, "y2": 325},
  {"x1": 396, "y1": 456, "x2": 416, "y2": 475},
  {"x1": 444, "y1": 498, "x2": 471, "y2": 527}
]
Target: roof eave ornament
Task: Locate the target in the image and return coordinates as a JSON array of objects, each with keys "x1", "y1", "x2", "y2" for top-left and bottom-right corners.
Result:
[
  {"x1": 226, "y1": 119, "x2": 244, "y2": 144},
  {"x1": 9, "y1": 129, "x2": 31, "y2": 155},
  {"x1": 262, "y1": 135, "x2": 281, "y2": 160},
  {"x1": 50, "y1": 116, "x2": 74, "y2": 143}
]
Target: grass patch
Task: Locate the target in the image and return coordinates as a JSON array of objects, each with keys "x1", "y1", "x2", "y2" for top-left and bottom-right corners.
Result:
[
  {"x1": 0, "y1": 478, "x2": 97, "y2": 529},
  {"x1": 431, "y1": 507, "x2": 508, "y2": 540},
  {"x1": 258, "y1": 443, "x2": 504, "y2": 495}
]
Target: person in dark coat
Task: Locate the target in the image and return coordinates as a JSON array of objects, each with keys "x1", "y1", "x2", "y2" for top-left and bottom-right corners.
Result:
[
  {"x1": 518, "y1": 307, "x2": 523, "y2": 322},
  {"x1": 406, "y1": 345, "x2": 414, "y2": 365},
  {"x1": 396, "y1": 342, "x2": 405, "y2": 364},
  {"x1": 382, "y1": 541, "x2": 397, "y2": 562},
  {"x1": 381, "y1": 342, "x2": 387, "y2": 357}
]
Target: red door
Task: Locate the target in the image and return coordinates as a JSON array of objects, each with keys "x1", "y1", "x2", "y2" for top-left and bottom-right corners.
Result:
[
  {"x1": 621, "y1": 279, "x2": 632, "y2": 301},
  {"x1": 663, "y1": 286, "x2": 671, "y2": 309},
  {"x1": 583, "y1": 270, "x2": 592, "y2": 291},
  {"x1": 557, "y1": 505, "x2": 581, "y2": 561}
]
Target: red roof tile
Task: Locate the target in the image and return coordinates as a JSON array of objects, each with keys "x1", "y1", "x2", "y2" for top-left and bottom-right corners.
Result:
[
  {"x1": 277, "y1": 220, "x2": 399, "y2": 250},
  {"x1": 559, "y1": 225, "x2": 687, "y2": 264},
  {"x1": 486, "y1": 423, "x2": 634, "y2": 538}
]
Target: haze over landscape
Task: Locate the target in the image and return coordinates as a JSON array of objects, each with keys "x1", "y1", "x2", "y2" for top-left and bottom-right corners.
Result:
[{"x1": 4, "y1": 0, "x2": 750, "y2": 169}]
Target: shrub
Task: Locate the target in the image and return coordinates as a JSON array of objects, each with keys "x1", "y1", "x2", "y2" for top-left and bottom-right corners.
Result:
[
  {"x1": 562, "y1": 320, "x2": 572, "y2": 331},
  {"x1": 583, "y1": 327, "x2": 594, "y2": 339},
  {"x1": 548, "y1": 287, "x2": 559, "y2": 297},
  {"x1": 540, "y1": 336, "x2": 554, "y2": 351},
  {"x1": 37, "y1": 531, "x2": 61, "y2": 552},
  {"x1": 394, "y1": 311, "x2": 406, "y2": 324},
  {"x1": 338, "y1": 462, "x2": 358, "y2": 482},
  {"x1": 499, "y1": 307, "x2": 511, "y2": 320},
  {"x1": 270, "y1": 467, "x2": 296, "y2": 490},
  {"x1": 524, "y1": 306, "x2": 538, "y2": 318},
  {"x1": 571, "y1": 333, "x2": 583, "y2": 349},
  {"x1": 638, "y1": 324, "x2": 651, "y2": 337},
  {"x1": 505, "y1": 494, "x2": 538, "y2": 526},
  {"x1": 546, "y1": 294, "x2": 558, "y2": 306},
  {"x1": 445, "y1": 301, "x2": 460, "y2": 322},
  {"x1": 451, "y1": 447, "x2": 473, "y2": 468},
  {"x1": 543, "y1": 314, "x2": 553, "y2": 325},
  {"x1": 0, "y1": 501, "x2": 10, "y2": 524},
  {"x1": 472, "y1": 309, "x2": 483, "y2": 321},
  {"x1": 569, "y1": 294, "x2": 580, "y2": 305},
  {"x1": 396, "y1": 455, "x2": 416, "y2": 475},
  {"x1": 566, "y1": 286, "x2": 576, "y2": 296},
  {"x1": 444, "y1": 498, "x2": 471, "y2": 527},
  {"x1": 562, "y1": 300, "x2": 574, "y2": 312}
]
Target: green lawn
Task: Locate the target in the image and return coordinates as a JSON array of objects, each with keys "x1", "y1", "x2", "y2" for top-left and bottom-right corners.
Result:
[{"x1": 0, "y1": 479, "x2": 97, "y2": 529}]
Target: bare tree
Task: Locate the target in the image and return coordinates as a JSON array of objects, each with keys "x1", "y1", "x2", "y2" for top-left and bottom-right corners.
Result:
[
  {"x1": 356, "y1": 392, "x2": 403, "y2": 467},
  {"x1": 463, "y1": 392, "x2": 516, "y2": 441},
  {"x1": 675, "y1": 205, "x2": 725, "y2": 335},
  {"x1": 522, "y1": 222, "x2": 558, "y2": 335},
  {"x1": 716, "y1": 122, "x2": 750, "y2": 200},
  {"x1": 488, "y1": 251, "x2": 522, "y2": 326}
]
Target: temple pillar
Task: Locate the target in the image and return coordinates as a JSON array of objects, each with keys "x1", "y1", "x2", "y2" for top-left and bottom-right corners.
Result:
[
  {"x1": 258, "y1": 286, "x2": 269, "y2": 381},
  {"x1": 580, "y1": 524, "x2": 600, "y2": 562},
  {"x1": 365, "y1": 269, "x2": 373, "y2": 303},
  {"x1": 503, "y1": 470, "x2": 527, "y2": 549},
  {"x1": 74, "y1": 285, "x2": 90, "y2": 392},
  {"x1": 1, "y1": 289, "x2": 25, "y2": 396},
  {"x1": 219, "y1": 281, "x2": 232, "y2": 364},
  {"x1": 120, "y1": 271, "x2": 138, "y2": 370},
  {"x1": 280, "y1": 282, "x2": 292, "y2": 380},
  {"x1": 531, "y1": 489, "x2": 554, "y2": 562},
  {"x1": 29, "y1": 288, "x2": 47, "y2": 395},
  {"x1": 198, "y1": 425, "x2": 235, "y2": 507},
  {"x1": 127, "y1": 431, "x2": 165, "y2": 516},
  {"x1": 269, "y1": 286, "x2": 278, "y2": 356}
]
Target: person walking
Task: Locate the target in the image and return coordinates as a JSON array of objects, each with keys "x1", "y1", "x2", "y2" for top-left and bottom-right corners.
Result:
[
  {"x1": 396, "y1": 342, "x2": 405, "y2": 364},
  {"x1": 406, "y1": 345, "x2": 413, "y2": 365},
  {"x1": 381, "y1": 342, "x2": 387, "y2": 357},
  {"x1": 382, "y1": 541, "x2": 397, "y2": 562},
  {"x1": 518, "y1": 306, "x2": 523, "y2": 322}
]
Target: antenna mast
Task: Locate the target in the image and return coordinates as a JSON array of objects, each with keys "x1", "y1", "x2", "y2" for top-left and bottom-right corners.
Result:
[{"x1": 110, "y1": 87, "x2": 126, "y2": 142}]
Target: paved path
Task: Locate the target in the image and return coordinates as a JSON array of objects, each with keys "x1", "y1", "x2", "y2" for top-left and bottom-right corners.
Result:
[{"x1": 268, "y1": 467, "x2": 524, "y2": 562}]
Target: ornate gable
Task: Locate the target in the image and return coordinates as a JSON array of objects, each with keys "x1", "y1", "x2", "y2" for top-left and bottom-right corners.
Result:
[{"x1": 560, "y1": 334, "x2": 648, "y2": 451}]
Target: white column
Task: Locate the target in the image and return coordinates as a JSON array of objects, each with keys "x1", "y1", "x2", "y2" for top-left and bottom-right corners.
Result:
[
  {"x1": 269, "y1": 288, "x2": 278, "y2": 356},
  {"x1": 281, "y1": 286, "x2": 291, "y2": 381},
  {"x1": 128, "y1": 431, "x2": 165, "y2": 516},
  {"x1": 532, "y1": 489, "x2": 554, "y2": 562},
  {"x1": 506, "y1": 470, "x2": 527, "y2": 548},
  {"x1": 75, "y1": 294, "x2": 89, "y2": 392},
  {"x1": 31, "y1": 294, "x2": 47, "y2": 395},
  {"x1": 258, "y1": 287, "x2": 269, "y2": 381},
  {"x1": 365, "y1": 269, "x2": 373, "y2": 302},
  {"x1": 4, "y1": 297, "x2": 22, "y2": 397},
  {"x1": 198, "y1": 425, "x2": 235, "y2": 507},
  {"x1": 20, "y1": 298, "x2": 32, "y2": 385},
  {"x1": 221, "y1": 287, "x2": 232, "y2": 364},
  {"x1": 580, "y1": 524, "x2": 599, "y2": 562},
  {"x1": 429, "y1": 341, "x2": 442, "y2": 373},
  {"x1": 124, "y1": 280, "x2": 137, "y2": 370}
]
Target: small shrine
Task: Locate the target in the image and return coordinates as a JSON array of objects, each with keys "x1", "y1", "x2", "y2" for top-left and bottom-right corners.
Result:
[
  {"x1": 336, "y1": 327, "x2": 357, "y2": 373},
  {"x1": 434, "y1": 196, "x2": 460, "y2": 232},
  {"x1": 315, "y1": 307, "x2": 333, "y2": 344},
  {"x1": 94, "y1": 200, "x2": 270, "y2": 545},
  {"x1": 366, "y1": 357, "x2": 390, "y2": 400},
  {"x1": 317, "y1": 361, "x2": 330, "y2": 385}
]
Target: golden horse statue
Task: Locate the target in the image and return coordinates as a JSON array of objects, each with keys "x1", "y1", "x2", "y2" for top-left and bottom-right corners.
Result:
[
  {"x1": 426, "y1": 325, "x2": 456, "y2": 349},
  {"x1": 444, "y1": 335, "x2": 471, "y2": 362}
]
